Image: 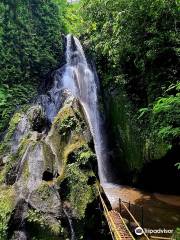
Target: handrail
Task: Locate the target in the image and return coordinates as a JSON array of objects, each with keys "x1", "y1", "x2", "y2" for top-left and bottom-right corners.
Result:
[
  {"x1": 97, "y1": 186, "x2": 122, "y2": 239},
  {"x1": 117, "y1": 210, "x2": 136, "y2": 240},
  {"x1": 96, "y1": 183, "x2": 137, "y2": 240},
  {"x1": 96, "y1": 182, "x2": 150, "y2": 240},
  {"x1": 150, "y1": 237, "x2": 172, "y2": 240},
  {"x1": 120, "y1": 201, "x2": 150, "y2": 240}
]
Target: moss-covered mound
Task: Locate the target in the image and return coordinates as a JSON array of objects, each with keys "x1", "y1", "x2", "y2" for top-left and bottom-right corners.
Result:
[{"x1": 0, "y1": 94, "x2": 100, "y2": 239}]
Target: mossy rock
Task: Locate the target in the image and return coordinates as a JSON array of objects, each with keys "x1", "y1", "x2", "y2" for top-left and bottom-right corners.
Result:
[
  {"x1": 0, "y1": 186, "x2": 16, "y2": 239},
  {"x1": 53, "y1": 96, "x2": 89, "y2": 138},
  {"x1": 47, "y1": 96, "x2": 92, "y2": 183},
  {"x1": 42, "y1": 142, "x2": 56, "y2": 173},
  {"x1": 3, "y1": 134, "x2": 34, "y2": 185},
  {"x1": 0, "y1": 112, "x2": 22, "y2": 157},
  {"x1": 27, "y1": 105, "x2": 46, "y2": 132},
  {"x1": 26, "y1": 209, "x2": 63, "y2": 239},
  {"x1": 0, "y1": 111, "x2": 30, "y2": 158},
  {"x1": 29, "y1": 182, "x2": 62, "y2": 216},
  {"x1": 14, "y1": 138, "x2": 58, "y2": 195},
  {"x1": 60, "y1": 145, "x2": 97, "y2": 220},
  {"x1": 0, "y1": 94, "x2": 97, "y2": 238}
]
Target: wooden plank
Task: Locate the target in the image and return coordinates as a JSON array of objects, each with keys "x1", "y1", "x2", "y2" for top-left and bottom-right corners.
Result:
[{"x1": 109, "y1": 210, "x2": 134, "y2": 240}]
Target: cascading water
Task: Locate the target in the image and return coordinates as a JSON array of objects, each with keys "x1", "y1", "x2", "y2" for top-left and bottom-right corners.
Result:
[
  {"x1": 39, "y1": 34, "x2": 109, "y2": 183},
  {"x1": 62, "y1": 34, "x2": 109, "y2": 183}
]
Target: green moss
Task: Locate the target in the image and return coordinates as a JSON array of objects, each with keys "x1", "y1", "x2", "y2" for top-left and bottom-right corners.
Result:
[
  {"x1": 55, "y1": 137, "x2": 85, "y2": 186},
  {"x1": 0, "y1": 168, "x2": 6, "y2": 184},
  {"x1": 4, "y1": 154, "x2": 18, "y2": 180},
  {"x1": 42, "y1": 142, "x2": 55, "y2": 171},
  {"x1": 27, "y1": 209, "x2": 62, "y2": 240},
  {"x1": 49, "y1": 99, "x2": 91, "y2": 191},
  {"x1": 0, "y1": 186, "x2": 15, "y2": 240},
  {"x1": 5, "y1": 113, "x2": 22, "y2": 139},
  {"x1": 2, "y1": 135, "x2": 33, "y2": 184},
  {"x1": 18, "y1": 134, "x2": 32, "y2": 157},
  {"x1": 67, "y1": 165, "x2": 96, "y2": 219},
  {"x1": 36, "y1": 182, "x2": 52, "y2": 201},
  {"x1": 53, "y1": 100, "x2": 87, "y2": 136},
  {"x1": 21, "y1": 160, "x2": 29, "y2": 182},
  {"x1": 77, "y1": 146, "x2": 96, "y2": 165},
  {"x1": 50, "y1": 101, "x2": 90, "y2": 184},
  {"x1": 172, "y1": 228, "x2": 180, "y2": 240},
  {"x1": 27, "y1": 209, "x2": 47, "y2": 228},
  {"x1": 53, "y1": 105, "x2": 73, "y2": 127},
  {"x1": 61, "y1": 146, "x2": 97, "y2": 219},
  {"x1": 0, "y1": 112, "x2": 22, "y2": 155},
  {"x1": 55, "y1": 107, "x2": 86, "y2": 138}
]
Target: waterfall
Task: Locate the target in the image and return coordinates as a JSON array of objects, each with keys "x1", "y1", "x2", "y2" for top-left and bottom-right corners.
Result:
[
  {"x1": 39, "y1": 34, "x2": 109, "y2": 183},
  {"x1": 63, "y1": 34, "x2": 109, "y2": 182}
]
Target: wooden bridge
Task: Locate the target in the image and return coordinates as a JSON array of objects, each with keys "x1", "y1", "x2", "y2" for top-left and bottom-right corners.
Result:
[
  {"x1": 98, "y1": 184, "x2": 177, "y2": 240},
  {"x1": 97, "y1": 184, "x2": 150, "y2": 240}
]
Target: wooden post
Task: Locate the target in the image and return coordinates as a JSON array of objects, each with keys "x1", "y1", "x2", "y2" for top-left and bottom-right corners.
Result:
[{"x1": 119, "y1": 198, "x2": 121, "y2": 214}]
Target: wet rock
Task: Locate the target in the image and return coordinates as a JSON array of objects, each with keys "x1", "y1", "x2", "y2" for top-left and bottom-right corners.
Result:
[
  {"x1": 11, "y1": 114, "x2": 30, "y2": 153},
  {"x1": 0, "y1": 91, "x2": 96, "y2": 239},
  {"x1": 0, "y1": 112, "x2": 30, "y2": 158},
  {"x1": 27, "y1": 105, "x2": 46, "y2": 132},
  {"x1": 8, "y1": 199, "x2": 28, "y2": 240},
  {"x1": 46, "y1": 94, "x2": 92, "y2": 180},
  {"x1": 16, "y1": 141, "x2": 56, "y2": 195}
]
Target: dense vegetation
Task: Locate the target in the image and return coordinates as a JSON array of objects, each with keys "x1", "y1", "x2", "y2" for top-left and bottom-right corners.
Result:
[
  {"x1": 0, "y1": 0, "x2": 179, "y2": 180},
  {"x1": 77, "y1": 0, "x2": 180, "y2": 174},
  {"x1": 0, "y1": 0, "x2": 179, "y2": 238},
  {"x1": 0, "y1": 0, "x2": 67, "y2": 133}
]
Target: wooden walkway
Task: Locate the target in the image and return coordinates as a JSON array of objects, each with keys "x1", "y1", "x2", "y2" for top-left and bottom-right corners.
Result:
[
  {"x1": 97, "y1": 183, "x2": 150, "y2": 240},
  {"x1": 108, "y1": 210, "x2": 134, "y2": 240},
  {"x1": 97, "y1": 185, "x2": 135, "y2": 240}
]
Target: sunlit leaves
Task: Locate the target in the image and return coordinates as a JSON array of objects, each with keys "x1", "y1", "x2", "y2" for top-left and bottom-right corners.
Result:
[{"x1": 175, "y1": 163, "x2": 180, "y2": 170}]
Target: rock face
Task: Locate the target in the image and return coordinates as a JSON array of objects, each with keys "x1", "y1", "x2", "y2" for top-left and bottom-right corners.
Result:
[{"x1": 0, "y1": 93, "x2": 97, "y2": 239}]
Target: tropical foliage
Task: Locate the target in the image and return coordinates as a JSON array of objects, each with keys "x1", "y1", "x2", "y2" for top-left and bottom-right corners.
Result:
[
  {"x1": 0, "y1": 0, "x2": 179, "y2": 171},
  {"x1": 0, "y1": 0, "x2": 66, "y2": 132},
  {"x1": 79, "y1": 0, "x2": 180, "y2": 164}
]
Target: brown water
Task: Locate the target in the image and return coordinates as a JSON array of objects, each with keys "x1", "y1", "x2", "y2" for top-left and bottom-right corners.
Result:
[{"x1": 103, "y1": 183, "x2": 180, "y2": 231}]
